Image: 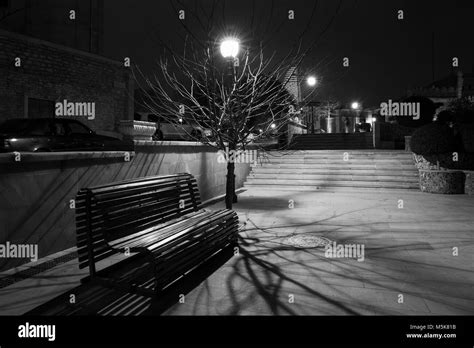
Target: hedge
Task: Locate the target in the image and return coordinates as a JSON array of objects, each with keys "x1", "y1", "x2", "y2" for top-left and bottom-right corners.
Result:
[{"x1": 410, "y1": 122, "x2": 457, "y2": 156}]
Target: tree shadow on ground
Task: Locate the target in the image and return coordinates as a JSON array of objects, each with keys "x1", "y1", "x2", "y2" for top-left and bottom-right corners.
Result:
[{"x1": 174, "y1": 211, "x2": 474, "y2": 315}]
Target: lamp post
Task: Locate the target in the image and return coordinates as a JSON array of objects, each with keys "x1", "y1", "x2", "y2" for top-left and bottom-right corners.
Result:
[
  {"x1": 372, "y1": 116, "x2": 377, "y2": 148},
  {"x1": 350, "y1": 101, "x2": 361, "y2": 133},
  {"x1": 220, "y1": 38, "x2": 240, "y2": 86},
  {"x1": 220, "y1": 38, "x2": 240, "y2": 206},
  {"x1": 304, "y1": 75, "x2": 317, "y2": 133}
]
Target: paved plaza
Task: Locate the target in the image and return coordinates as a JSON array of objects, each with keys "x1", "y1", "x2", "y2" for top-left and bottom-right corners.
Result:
[{"x1": 1, "y1": 189, "x2": 473, "y2": 315}]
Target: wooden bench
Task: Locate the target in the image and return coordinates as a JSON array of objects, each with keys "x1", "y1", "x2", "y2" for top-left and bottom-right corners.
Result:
[{"x1": 75, "y1": 173, "x2": 239, "y2": 295}]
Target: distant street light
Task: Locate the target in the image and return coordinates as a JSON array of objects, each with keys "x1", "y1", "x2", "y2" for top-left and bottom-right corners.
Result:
[
  {"x1": 220, "y1": 38, "x2": 240, "y2": 58},
  {"x1": 351, "y1": 102, "x2": 360, "y2": 110},
  {"x1": 306, "y1": 76, "x2": 317, "y2": 87}
]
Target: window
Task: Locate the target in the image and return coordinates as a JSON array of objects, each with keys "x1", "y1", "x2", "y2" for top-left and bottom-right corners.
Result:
[
  {"x1": 28, "y1": 98, "x2": 55, "y2": 119},
  {"x1": 29, "y1": 120, "x2": 52, "y2": 136},
  {"x1": 66, "y1": 121, "x2": 92, "y2": 135}
]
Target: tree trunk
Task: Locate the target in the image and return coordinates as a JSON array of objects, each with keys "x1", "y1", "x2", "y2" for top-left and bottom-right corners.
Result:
[
  {"x1": 225, "y1": 160, "x2": 237, "y2": 209},
  {"x1": 225, "y1": 142, "x2": 238, "y2": 209}
]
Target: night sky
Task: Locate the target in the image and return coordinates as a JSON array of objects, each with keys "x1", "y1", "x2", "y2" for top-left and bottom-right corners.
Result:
[{"x1": 104, "y1": 0, "x2": 474, "y2": 107}]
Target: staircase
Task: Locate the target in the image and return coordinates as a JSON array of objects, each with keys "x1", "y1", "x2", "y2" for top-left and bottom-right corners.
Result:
[
  {"x1": 244, "y1": 150, "x2": 420, "y2": 192},
  {"x1": 291, "y1": 133, "x2": 373, "y2": 150}
]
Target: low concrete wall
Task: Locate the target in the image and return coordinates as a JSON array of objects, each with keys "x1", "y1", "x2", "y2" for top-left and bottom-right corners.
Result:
[
  {"x1": 0, "y1": 142, "x2": 251, "y2": 271},
  {"x1": 287, "y1": 120, "x2": 307, "y2": 144}
]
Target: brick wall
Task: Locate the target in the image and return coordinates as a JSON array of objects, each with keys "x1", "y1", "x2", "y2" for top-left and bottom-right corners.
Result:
[{"x1": 0, "y1": 29, "x2": 133, "y2": 132}]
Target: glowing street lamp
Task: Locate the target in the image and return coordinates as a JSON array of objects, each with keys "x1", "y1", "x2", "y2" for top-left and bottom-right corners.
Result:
[
  {"x1": 351, "y1": 102, "x2": 360, "y2": 110},
  {"x1": 220, "y1": 38, "x2": 240, "y2": 58},
  {"x1": 306, "y1": 76, "x2": 317, "y2": 87}
]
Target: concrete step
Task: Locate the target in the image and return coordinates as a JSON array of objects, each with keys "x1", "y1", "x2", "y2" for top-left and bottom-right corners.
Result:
[
  {"x1": 290, "y1": 138, "x2": 372, "y2": 140},
  {"x1": 244, "y1": 179, "x2": 419, "y2": 189},
  {"x1": 248, "y1": 173, "x2": 420, "y2": 182},
  {"x1": 259, "y1": 158, "x2": 415, "y2": 165},
  {"x1": 268, "y1": 150, "x2": 408, "y2": 154},
  {"x1": 242, "y1": 184, "x2": 420, "y2": 192},
  {"x1": 292, "y1": 140, "x2": 372, "y2": 142},
  {"x1": 262, "y1": 152, "x2": 413, "y2": 156},
  {"x1": 261, "y1": 152, "x2": 412, "y2": 157},
  {"x1": 292, "y1": 141, "x2": 372, "y2": 143},
  {"x1": 247, "y1": 178, "x2": 418, "y2": 188},
  {"x1": 292, "y1": 137, "x2": 372, "y2": 140},
  {"x1": 290, "y1": 146, "x2": 374, "y2": 150},
  {"x1": 251, "y1": 163, "x2": 418, "y2": 170},
  {"x1": 244, "y1": 149, "x2": 419, "y2": 192},
  {"x1": 259, "y1": 151, "x2": 413, "y2": 161},
  {"x1": 291, "y1": 141, "x2": 372, "y2": 143},
  {"x1": 251, "y1": 167, "x2": 418, "y2": 176}
]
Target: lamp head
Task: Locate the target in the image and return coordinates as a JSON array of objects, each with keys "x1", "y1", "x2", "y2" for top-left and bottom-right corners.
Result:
[{"x1": 220, "y1": 38, "x2": 240, "y2": 58}]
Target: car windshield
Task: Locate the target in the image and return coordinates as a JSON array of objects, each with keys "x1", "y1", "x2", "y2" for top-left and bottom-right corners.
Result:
[{"x1": 0, "y1": 119, "x2": 49, "y2": 135}]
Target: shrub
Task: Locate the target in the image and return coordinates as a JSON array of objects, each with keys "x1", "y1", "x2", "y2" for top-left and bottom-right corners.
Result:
[
  {"x1": 393, "y1": 96, "x2": 437, "y2": 128},
  {"x1": 447, "y1": 98, "x2": 474, "y2": 124},
  {"x1": 459, "y1": 123, "x2": 474, "y2": 153},
  {"x1": 435, "y1": 110, "x2": 454, "y2": 125},
  {"x1": 423, "y1": 152, "x2": 474, "y2": 170},
  {"x1": 410, "y1": 122, "x2": 457, "y2": 155}
]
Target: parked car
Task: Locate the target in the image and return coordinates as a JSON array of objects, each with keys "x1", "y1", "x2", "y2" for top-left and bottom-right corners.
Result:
[
  {"x1": 135, "y1": 112, "x2": 212, "y2": 141},
  {"x1": 0, "y1": 118, "x2": 131, "y2": 152},
  {"x1": 188, "y1": 119, "x2": 214, "y2": 141}
]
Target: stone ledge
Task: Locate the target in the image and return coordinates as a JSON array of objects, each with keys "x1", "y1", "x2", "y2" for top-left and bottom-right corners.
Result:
[
  {"x1": 133, "y1": 140, "x2": 267, "y2": 150},
  {"x1": 288, "y1": 119, "x2": 307, "y2": 128},
  {"x1": 134, "y1": 140, "x2": 213, "y2": 147},
  {"x1": 0, "y1": 151, "x2": 134, "y2": 164}
]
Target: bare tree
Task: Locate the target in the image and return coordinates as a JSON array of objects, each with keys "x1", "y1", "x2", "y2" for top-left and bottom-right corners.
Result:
[
  {"x1": 133, "y1": 0, "x2": 344, "y2": 209},
  {"x1": 135, "y1": 40, "x2": 305, "y2": 209}
]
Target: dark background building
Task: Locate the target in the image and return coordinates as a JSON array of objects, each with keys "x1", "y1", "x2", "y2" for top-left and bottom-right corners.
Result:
[{"x1": 0, "y1": 0, "x2": 104, "y2": 54}]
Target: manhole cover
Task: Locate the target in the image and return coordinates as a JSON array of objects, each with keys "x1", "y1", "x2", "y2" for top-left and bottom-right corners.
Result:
[{"x1": 283, "y1": 235, "x2": 332, "y2": 248}]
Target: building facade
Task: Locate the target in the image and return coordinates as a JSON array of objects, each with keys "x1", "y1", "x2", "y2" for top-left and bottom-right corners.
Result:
[
  {"x1": 407, "y1": 70, "x2": 474, "y2": 111},
  {"x1": 0, "y1": 0, "x2": 104, "y2": 54},
  {"x1": 0, "y1": 29, "x2": 133, "y2": 133}
]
